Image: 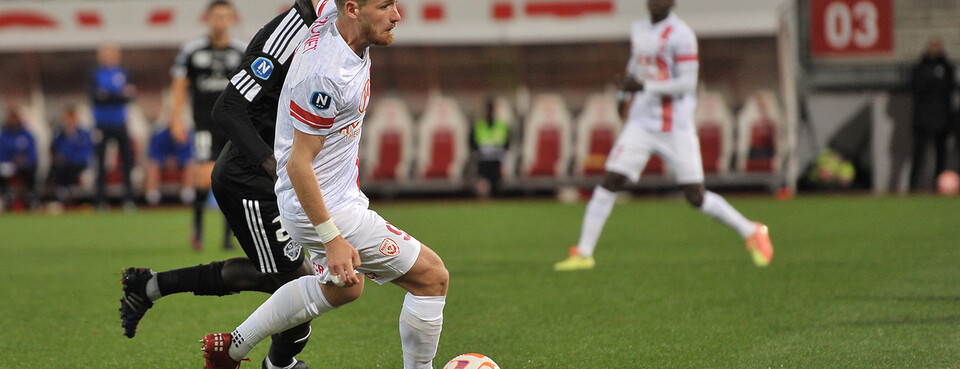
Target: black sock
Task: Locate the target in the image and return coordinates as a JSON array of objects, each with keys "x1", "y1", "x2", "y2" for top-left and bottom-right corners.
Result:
[
  {"x1": 268, "y1": 323, "x2": 311, "y2": 367},
  {"x1": 155, "y1": 261, "x2": 235, "y2": 297},
  {"x1": 193, "y1": 189, "x2": 208, "y2": 240}
]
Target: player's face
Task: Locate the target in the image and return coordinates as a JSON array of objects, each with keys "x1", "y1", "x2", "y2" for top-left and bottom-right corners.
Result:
[
  {"x1": 98, "y1": 43, "x2": 121, "y2": 66},
  {"x1": 358, "y1": 0, "x2": 401, "y2": 46},
  {"x1": 207, "y1": 5, "x2": 236, "y2": 35},
  {"x1": 647, "y1": 0, "x2": 674, "y2": 19}
]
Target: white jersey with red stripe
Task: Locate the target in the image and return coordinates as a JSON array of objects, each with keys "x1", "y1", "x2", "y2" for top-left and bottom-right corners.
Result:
[
  {"x1": 625, "y1": 13, "x2": 699, "y2": 133},
  {"x1": 275, "y1": 16, "x2": 373, "y2": 222}
]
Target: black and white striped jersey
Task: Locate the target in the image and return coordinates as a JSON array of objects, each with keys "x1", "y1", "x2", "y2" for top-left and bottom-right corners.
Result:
[
  {"x1": 172, "y1": 36, "x2": 246, "y2": 132},
  {"x1": 211, "y1": 0, "x2": 330, "y2": 199}
]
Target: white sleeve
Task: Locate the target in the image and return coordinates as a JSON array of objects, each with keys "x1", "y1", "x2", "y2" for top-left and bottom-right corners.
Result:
[
  {"x1": 286, "y1": 76, "x2": 341, "y2": 136},
  {"x1": 645, "y1": 63, "x2": 698, "y2": 95}
]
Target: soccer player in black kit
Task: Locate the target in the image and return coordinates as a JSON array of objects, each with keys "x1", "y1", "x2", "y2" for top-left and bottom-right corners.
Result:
[
  {"x1": 169, "y1": 0, "x2": 246, "y2": 250},
  {"x1": 120, "y1": 1, "x2": 334, "y2": 368}
]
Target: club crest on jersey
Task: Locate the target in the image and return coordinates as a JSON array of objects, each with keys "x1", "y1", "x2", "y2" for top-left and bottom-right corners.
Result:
[
  {"x1": 283, "y1": 241, "x2": 301, "y2": 261},
  {"x1": 251, "y1": 57, "x2": 274, "y2": 80},
  {"x1": 310, "y1": 91, "x2": 332, "y2": 110}
]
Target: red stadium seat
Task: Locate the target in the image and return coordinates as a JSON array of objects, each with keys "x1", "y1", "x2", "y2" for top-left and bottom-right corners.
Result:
[
  {"x1": 697, "y1": 122, "x2": 723, "y2": 174},
  {"x1": 583, "y1": 126, "x2": 615, "y2": 176},
  {"x1": 372, "y1": 130, "x2": 403, "y2": 180},
  {"x1": 745, "y1": 120, "x2": 776, "y2": 173},
  {"x1": 574, "y1": 93, "x2": 621, "y2": 177},
  {"x1": 529, "y1": 127, "x2": 561, "y2": 177},
  {"x1": 423, "y1": 129, "x2": 455, "y2": 179}
]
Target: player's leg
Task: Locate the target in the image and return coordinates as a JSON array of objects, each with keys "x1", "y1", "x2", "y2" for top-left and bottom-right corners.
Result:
[
  {"x1": 93, "y1": 128, "x2": 110, "y2": 208},
  {"x1": 556, "y1": 125, "x2": 650, "y2": 271},
  {"x1": 191, "y1": 130, "x2": 214, "y2": 249},
  {"x1": 212, "y1": 187, "x2": 318, "y2": 368},
  {"x1": 391, "y1": 245, "x2": 448, "y2": 369},
  {"x1": 115, "y1": 125, "x2": 135, "y2": 207},
  {"x1": 217, "y1": 213, "x2": 368, "y2": 364},
  {"x1": 667, "y1": 131, "x2": 772, "y2": 266}
]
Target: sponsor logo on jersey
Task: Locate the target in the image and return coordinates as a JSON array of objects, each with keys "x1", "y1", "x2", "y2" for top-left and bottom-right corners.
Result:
[
  {"x1": 251, "y1": 57, "x2": 274, "y2": 80},
  {"x1": 379, "y1": 238, "x2": 400, "y2": 257},
  {"x1": 313, "y1": 262, "x2": 324, "y2": 275},
  {"x1": 310, "y1": 91, "x2": 332, "y2": 110},
  {"x1": 283, "y1": 241, "x2": 301, "y2": 261}
]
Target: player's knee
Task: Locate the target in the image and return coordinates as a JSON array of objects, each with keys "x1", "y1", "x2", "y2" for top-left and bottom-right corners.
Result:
[
  {"x1": 601, "y1": 172, "x2": 627, "y2": 192},
  {"x1": 322, "y1": 278, "x2": 364, "y2": 307},
  {"x1": 682, "y1": 185, "x2": 704, "y2": 207}
]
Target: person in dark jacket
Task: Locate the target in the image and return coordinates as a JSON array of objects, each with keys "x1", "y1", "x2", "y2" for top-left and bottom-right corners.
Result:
[
  {"x1": 50, "y1": 105, "x2": 94, "y2": 205},
  {"x1": 910, "y1": 37, "x2": 956, "y2": 191},
  {"x1": 89, "y1": 42, "x2": 137, "y2": 209},
  {"x1": 0, "y1": 109, "x2": 38, "y2": 210}
]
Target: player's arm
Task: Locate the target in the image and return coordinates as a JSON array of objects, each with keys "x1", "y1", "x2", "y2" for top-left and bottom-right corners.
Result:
[
  {"x1": 210, "y1": 50, "x2": 284, "y2": 181},
  {"x1": 168, "y1": 46, "x2": 192, "y2": 144},
  {"x1": 287, "y1": 130, "x2": 361, "y2": 286},
  {"x1": 168, "y1": 76, "x2": 190, "y2": 144}
]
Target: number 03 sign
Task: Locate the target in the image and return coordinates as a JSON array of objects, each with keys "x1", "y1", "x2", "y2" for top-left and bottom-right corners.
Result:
[{"x1": 809, "y1": 0, "x2": 893, "y2": 58}]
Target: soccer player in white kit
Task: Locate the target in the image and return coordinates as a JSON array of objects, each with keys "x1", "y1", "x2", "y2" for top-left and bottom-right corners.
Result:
[
  {"x1": 200, "y1": 1, "x2": 449, "y2": 368},
  {"x1": 554, "y1": 0, "x2": 773, "y2": 271}
]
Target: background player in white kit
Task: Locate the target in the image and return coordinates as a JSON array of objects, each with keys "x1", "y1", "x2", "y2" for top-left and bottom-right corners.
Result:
[
  {"x1": 554, "y1": 0, "x2": 773, "y2": 271},
  {"x1": 201, "y1": 1, "x2": 449, "y2": 368}
]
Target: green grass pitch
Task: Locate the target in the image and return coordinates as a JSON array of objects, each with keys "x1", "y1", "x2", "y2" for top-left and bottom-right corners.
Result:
[{"x1": 0, "y1": 194, "x2": 958, "y2": 368}]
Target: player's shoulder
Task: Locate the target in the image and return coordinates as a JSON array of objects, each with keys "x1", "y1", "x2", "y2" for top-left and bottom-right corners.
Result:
[{"x1": 667, "y1": 14, "x2": 696, "y2": 38}]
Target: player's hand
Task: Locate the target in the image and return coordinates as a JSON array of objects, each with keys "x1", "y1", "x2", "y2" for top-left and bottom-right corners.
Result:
[
  {"x1": 619, "y1": 76, "x2": 644, "y2": 93},
  {"x1": 260, "y1": 155, "x2": 278, "y2": 183},
  {"x1": 324, "y1": 236, "x2": 361, "y2": 287},
  {"x1": 170, "y1": 118, "x2": 188, "y2": 144}
]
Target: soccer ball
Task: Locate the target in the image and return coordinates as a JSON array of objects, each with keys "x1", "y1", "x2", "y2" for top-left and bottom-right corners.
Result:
[
  {"x1": 442, "y1": 353, "x2": 501, "y2": 369},
  {"x1": 937, "y1": 170, "x2": 959, "y2": 196}
]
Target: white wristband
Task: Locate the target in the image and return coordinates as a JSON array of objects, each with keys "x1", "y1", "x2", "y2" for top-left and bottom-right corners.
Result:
[{"x1": 314, "y1": 218, "x2": 341, "y2": 244}]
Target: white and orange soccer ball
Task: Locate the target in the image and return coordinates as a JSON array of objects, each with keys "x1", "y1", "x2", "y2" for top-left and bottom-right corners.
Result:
[
  {"x1": 442, "y1": 353, "x2": 501, "y2": 369},
  {"x1": 938, "y1": 170, "x2": 959, "y2": 196}
]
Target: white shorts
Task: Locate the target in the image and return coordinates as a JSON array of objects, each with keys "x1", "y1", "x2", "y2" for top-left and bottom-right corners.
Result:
[
  {"x1": 281, "y1": 202, "x2": 422, "y2": 285},
  {"x1": 605, "y1": 124, "x2": 704, "y2": 185}
]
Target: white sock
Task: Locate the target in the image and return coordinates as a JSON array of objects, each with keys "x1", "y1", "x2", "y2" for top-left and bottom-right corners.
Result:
[
  {"x1": 576, "y1": 186, "x2": 617, "y2": 257},
  {"x1": 698, "y1": 191, "x2": 755, "y2": 239},
  {"x1": 145, "y1": 190, "x2": 161, "y2": 205},
  {"x1": 399, "y1": 293, "x2": 445, "y2": 369},
  {"x1": 229, "y1": 276, "x2": 334, "y2": 361},
  {"x1": 145, "y1": 270, "x2": 161, "y2": 302}
]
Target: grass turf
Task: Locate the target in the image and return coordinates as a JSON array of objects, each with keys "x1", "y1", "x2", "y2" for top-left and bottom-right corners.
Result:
[{"x1": 0, "y1": 194, "x2": 957, "y2": 368}]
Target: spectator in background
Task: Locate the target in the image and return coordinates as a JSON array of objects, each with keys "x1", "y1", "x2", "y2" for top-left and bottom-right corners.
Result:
[
  {"x1": 143, "y1": 125, "x2": 194, "y2": 206},
  {"x1": 50, "y1": 105, "x2": 94, "y2": 206},
  {"x1": 0, "y1": 109, "x2": 38, "y2": 211},
  {"x1": 909, "y1": 37, "x2": 955, "y2": 191},
  {"x1": 168, "y1": 0, "x2": 245, "y2": 250},
  {"x1": 89, "y1": 42, "x2": 137, "y2": 210},
  {"x1": 469, "y1": 97, "x2": 510, "y2": 198}
]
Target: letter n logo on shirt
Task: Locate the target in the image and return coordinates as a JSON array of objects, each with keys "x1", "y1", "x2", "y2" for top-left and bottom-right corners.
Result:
[{"x1": 310, "y1": 91, "x2": 332, "y2": 110}]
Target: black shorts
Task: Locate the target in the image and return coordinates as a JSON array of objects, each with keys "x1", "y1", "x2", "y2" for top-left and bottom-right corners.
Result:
[
  {"x1": 194, "y1": 130, "x2": 229, "y2": 163},
  {"x1": 212, "y1": 184, "x2": 305, "y2": 274}
]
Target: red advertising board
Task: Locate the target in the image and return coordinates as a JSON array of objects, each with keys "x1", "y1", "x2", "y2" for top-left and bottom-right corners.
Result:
[{"x1": 809, "y1": 0, "x2": 893, "y2": 58}]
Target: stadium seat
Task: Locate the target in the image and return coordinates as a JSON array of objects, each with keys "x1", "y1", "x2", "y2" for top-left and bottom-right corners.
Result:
[
  {"x1": 521, "y1": 94, "x2": 573, "y2": 178},
  {"x1": 736, "y1": 90, "x2": 784, "y2": 174},
  {"x1": 573, "y1": 92, "x2": 621, "y2": 177},
  {"x1": 415, "y1": 94, "x2": 468, "y2": 181},
  {"x1": 694, "y1": 90, "x2": 735, "y2": 174},
  {"x1": 362, "y1": 97, "x2": 414, "y2": 182}
]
